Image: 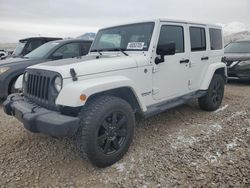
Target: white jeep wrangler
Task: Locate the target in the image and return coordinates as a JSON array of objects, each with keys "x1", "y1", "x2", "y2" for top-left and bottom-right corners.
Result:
[{"x1": 3, "y1": 19, "x2": 226, "y2": 167}]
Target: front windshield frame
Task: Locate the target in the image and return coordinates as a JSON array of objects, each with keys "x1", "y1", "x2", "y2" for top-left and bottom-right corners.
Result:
[
  {"x1": 90, "y1": 22, "x2": 155, "y2": 52},
  {"x1": 24, "y1": 41, "x2": 60, "y2": 59},
  {"x1": 13, "y1": 41, "x2": 27, "y2": 56},
  {"x1": 225, "y1": 41, "x2": 250, "y2": 53}
]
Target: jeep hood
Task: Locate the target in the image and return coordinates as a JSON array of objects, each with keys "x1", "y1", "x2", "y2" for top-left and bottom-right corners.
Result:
[{"x1": 29, "y1": 54, "x2": 146, "y2": 78}]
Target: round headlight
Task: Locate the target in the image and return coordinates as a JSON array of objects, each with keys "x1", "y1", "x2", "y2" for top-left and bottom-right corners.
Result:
[
  {"x1": 54, "y1": 76, "x2": 63, "y2": 92},
  {"x1": 24, "y1": 72, "x2": 29, "y2": 82}
]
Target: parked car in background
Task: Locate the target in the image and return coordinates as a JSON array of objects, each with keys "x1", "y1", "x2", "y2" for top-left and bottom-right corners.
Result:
[
  {"x1": 224, "y1": 39, "x2": 250, "y2": 80},
  {"x1": 0, "y1": 39, "x2": 92, "y2": 98},
  {"x1": 11, "y1": 37, "x2": 62, "y2": 58},
  {"x1": 77, "y1": 32, "x2": 96, "y2": 40}
]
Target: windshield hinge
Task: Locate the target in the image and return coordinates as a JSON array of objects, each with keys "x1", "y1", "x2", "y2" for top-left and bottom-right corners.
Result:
[
  {"x1": 152, "y1": 66, "x2": 160, "y2": 73},
  {"x1": 152, "y1": 88, "x2": 159, "y2": 95}
]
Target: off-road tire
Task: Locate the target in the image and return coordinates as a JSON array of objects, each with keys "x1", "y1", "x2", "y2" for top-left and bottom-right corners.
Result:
[
  {"x1": 74, "y1": 96, "x2": 135, "y2": 168},
  {"x1": 199, "y1": 74, "x2": 225, "y2": 111}
]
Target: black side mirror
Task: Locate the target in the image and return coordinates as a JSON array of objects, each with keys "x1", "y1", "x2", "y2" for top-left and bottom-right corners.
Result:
[
  {"x1": 52, "y1": 52, "x2": 63, "y2": 60},
  {"x1": 155, "y1": 42, "x2": 176, "y2": 64}
]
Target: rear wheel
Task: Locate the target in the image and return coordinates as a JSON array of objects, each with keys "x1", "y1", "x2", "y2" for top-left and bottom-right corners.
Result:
[
  {"x1": 199, "y1": 74, "x2": 225, "y2": 111},
  {"x1": 74, "y1": 96, "x2": 135, "y2": 167}
]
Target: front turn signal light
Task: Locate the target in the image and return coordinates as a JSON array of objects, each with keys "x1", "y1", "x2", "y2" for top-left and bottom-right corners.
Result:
[{"x1": 80, "y1": 94, "x2": 87, "y2": 101}]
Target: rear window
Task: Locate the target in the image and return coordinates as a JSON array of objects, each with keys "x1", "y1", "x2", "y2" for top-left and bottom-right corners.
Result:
[
  {"x1": 209, "y1": 28, "x2": 223, "y2": 50},
  {"x1": 13, "y1": 41, "x2": 27, "y2": 56},
  {"x1": 190, "y1": 27, "x2": 206, "y2": 52}
]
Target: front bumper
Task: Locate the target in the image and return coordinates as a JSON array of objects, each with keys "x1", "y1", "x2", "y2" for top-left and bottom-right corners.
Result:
[{"x1": 3, "y1": 94, "x2": 80, "y2": 137}]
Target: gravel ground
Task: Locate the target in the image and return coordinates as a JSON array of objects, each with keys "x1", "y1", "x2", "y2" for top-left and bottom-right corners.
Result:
[{"x1": 0, "y1": 81, "x2": 250, "y2": 188}]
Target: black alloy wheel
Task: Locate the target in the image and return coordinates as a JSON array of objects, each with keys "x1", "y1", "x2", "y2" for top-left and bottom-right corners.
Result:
[{"x1": 97, "y1": 111, "x2": 128, "y2": 155}]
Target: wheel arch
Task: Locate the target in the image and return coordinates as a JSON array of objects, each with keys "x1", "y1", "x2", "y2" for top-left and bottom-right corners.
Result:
[
  {"x1": 200, "y1": 63, "x2": 227, "y2": 90},
  {"x1": 8, "y1": 75, "x2": 21, "y2": 94},
  {"x1": 6, "y1": 69, "x2": 25, "y2": 95},
  {"x1": 215, "y1": 67, "x2": 227, "y2": 82},
  {"x1": 86, "y1": 87, "x2": 144, "y2": 117}
]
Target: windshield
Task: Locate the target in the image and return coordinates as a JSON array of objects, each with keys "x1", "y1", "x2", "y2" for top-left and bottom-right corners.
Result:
[
  {"x1": 13, "y1": 41, "x2": 27, "y2": 56},
  {"x1": 25, "y1": 41, "x2": 60, "y2": 58},
  {"x1": 90, "y1": 22, "x2": 155, "y2": 52},
  {"x1": 225, "y1": 42, "x2": 250, "y2": 53}
]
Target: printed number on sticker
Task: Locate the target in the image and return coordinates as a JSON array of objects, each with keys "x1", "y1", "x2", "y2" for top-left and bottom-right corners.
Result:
[{"x1": 127, "y1": 42, "x2": 145, "y2": 50}]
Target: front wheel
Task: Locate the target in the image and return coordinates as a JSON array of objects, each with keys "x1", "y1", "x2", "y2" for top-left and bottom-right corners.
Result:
[
  {"x1": 74, "y1": 96, "x2": 135, "y2": 168},
  {"x1": 199, "y1": 74, "x2": 225, "y2": 111}
]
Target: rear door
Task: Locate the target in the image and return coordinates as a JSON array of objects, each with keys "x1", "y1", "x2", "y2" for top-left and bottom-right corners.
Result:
[
  {"x1": 188, "y1": 25, "x2": 209, "y2": 91},
  {"x1": 152, "y1": 23, "x2": 190, "y2": 100}
]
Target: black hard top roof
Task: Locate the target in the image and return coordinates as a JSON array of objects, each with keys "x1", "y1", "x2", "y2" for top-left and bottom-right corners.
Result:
[
  {"x1": 19, "y1": 37, "x2": 62, "y2": 42},
  {"x1": 50, "y1": 38, "x2": 93, "y2": 44},
  {"x1": 19, "y1": 37, "x2": 93, "y2": 43}
]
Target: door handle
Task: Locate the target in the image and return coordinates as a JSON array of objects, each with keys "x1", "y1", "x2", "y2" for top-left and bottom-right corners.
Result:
[
  {"x1": 180, "y1": 59, "x2": 190, "y2": 64},
  {"x1": 201, "y1": 56, "x2": 209, "y2": 60}
]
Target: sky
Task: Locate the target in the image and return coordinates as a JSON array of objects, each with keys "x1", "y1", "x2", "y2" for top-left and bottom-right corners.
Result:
[{"x1": 0, "y1": 0, "x2": 250, "y2": 43}]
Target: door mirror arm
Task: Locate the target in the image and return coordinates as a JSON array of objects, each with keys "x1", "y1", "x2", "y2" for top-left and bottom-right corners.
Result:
[
  {"x1": 155, "y1": 55, "x2": 165, "y2": 65},
  {"x1": 155, "y1": 42, "x2": 176, "y2": 65}
]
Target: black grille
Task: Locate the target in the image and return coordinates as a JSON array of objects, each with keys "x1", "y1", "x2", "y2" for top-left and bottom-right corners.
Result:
[
  {"x1": 26, "y1": 74, "x2": 50, "y2": 101},
  {"x1": 23, "y1": 69, "x2": 60, "y2": 110}
]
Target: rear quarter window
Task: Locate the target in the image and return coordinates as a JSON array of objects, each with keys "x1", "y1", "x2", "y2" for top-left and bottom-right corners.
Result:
[{"x1": 209, "y1": 28, "x2": 223, "y2": 50}]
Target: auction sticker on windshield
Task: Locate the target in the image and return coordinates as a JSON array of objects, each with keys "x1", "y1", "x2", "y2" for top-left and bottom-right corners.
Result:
[{"x1": 127, "y1": 42, "x2": 145, "y2": 50}]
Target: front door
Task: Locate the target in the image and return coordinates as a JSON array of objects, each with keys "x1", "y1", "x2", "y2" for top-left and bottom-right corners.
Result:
[{"x1": 152, "y1": 23, "x2": 190, "y2": 101}]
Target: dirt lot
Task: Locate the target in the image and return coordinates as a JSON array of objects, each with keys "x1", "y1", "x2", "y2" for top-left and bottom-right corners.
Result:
[{"x1": 0, "y1": 81, "x2": 250, "y2": 188}]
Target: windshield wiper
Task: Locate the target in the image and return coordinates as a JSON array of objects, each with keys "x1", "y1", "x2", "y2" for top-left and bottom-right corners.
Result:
[
  {"x1": 106, "y1": 48, "x2": 129, "y2": 56},
  {"x1": 90, "y1": 48, "x2": 129, "y2": 56},
  {"x1": 90, "y1": 49, "x2": 103, "y2": 55}
]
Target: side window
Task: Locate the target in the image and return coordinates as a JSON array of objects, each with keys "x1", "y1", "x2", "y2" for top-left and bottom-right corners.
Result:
[
  {"x1": 190, "y1": 27, "x2": 206, "y2": 51},
  {"x1": 80, "y1": 42, "x2": 92, "y2": 55},
  {"x1": 26, "y1": 40, "x2": 43, "y2": 53},
  {"x1": 53, "y1": 43, "x2": 80, "y2": 59},
  {"x1": 209, "y1": 28, "x2": 223, "y2": 50},
  {"x1": 158, "y1": 25, "x2": 184, "y2": 53}
]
